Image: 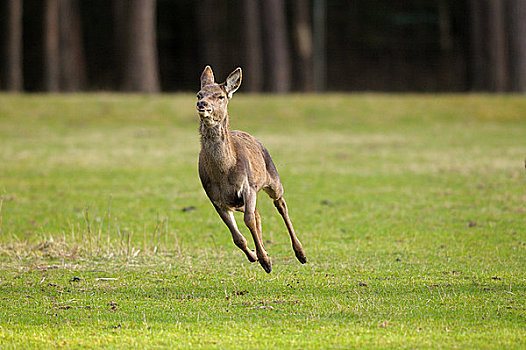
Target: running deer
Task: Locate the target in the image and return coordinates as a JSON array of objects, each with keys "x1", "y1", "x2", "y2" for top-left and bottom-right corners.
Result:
[{"x1": 196, "y1": 65, "x2": 307, "y2": 273}]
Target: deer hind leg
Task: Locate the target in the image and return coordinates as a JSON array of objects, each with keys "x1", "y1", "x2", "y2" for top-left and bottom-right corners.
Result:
[
  {"x1": 243, "y1": 190, "x2": 272, "y2": 273},
  {"x1": 216, "y1": 208, "x2": 257, "y2": 262},
  {"x1": 273, "y1": 197, "x2": 307, "y2": 264},
  {"x1": 254, "y1": 208, "x2": 263, "y2": 243}
]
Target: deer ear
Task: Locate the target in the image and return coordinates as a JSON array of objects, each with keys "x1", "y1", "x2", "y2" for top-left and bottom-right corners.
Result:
[
  {"x1": 200, "y1": 65, "x2": 215, "y2": 88},
  {"x1": 225, "y1": 67, "x2": 242, "y2": 98}
]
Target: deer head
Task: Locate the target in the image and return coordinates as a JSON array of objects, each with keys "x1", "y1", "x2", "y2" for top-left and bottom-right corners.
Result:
[{"x1": 196, "y1": 66, "x2": 242, "y2": 127}]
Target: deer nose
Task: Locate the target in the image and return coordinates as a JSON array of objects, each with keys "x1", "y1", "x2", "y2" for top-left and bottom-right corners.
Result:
[{"x1": 197, "y1": 100, "x2": 208, "y2": 109}]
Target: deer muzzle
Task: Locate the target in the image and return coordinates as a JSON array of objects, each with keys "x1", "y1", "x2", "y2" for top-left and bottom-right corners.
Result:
[{"x1": 197, "y1": 100, "x2": 212, "y2": 115}]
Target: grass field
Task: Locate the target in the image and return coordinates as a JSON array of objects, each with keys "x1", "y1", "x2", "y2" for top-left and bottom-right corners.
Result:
[{"x1": 0, "y1": 94, "x2": 525, "y2": 348}]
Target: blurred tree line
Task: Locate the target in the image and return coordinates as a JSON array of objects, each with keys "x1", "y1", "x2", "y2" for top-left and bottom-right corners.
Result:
[{"x1": 1, "y1": 0, "x2": 525, "y2": 93}]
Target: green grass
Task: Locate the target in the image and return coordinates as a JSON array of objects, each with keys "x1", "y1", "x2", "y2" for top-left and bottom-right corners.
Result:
[{"x1": 0, "y1": 93, "x2": 525, "y2": 348}]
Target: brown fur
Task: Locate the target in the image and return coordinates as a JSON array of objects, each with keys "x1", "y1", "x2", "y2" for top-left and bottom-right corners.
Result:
[{"x1": 197, "y1": 66, "x2": 307, "y2": 273}]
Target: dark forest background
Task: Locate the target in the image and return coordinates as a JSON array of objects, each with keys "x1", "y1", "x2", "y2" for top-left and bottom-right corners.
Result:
[{"x1": 1, "y1": 0, "x2": 526, "y2": 93}]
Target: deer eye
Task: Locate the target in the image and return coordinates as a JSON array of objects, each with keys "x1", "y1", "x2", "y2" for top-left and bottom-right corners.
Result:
[{"x1": 218, "y1": 95, "x2": 225, "y2": 100}]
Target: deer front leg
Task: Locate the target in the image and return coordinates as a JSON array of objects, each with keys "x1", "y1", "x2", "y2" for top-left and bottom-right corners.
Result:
[
  {"x1": 244, "y1": 190, "x2": 272, "y2": 273},
  {"x1": 215, "y1": 207, "x2": 257, "y2": 262},
  {"x1": 274, "y1": 197, "x2": 307, "y2": 264}
]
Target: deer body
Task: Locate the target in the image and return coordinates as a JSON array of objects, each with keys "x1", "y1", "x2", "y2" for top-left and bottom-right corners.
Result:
[{"x1": 197, "y1": 66, "x2": 306, "y2": 273}]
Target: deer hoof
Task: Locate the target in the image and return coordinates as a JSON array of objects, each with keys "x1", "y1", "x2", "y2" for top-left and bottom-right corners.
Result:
[
  {"x1": 295, "y1": 251, "x2": 307, "y2": 264},
  {"x1": 259, "y1": 257, "x2": 272, "y2": 273},
  {"x1": 247, "y1": 250, "x2": 258, "y2": 262}
]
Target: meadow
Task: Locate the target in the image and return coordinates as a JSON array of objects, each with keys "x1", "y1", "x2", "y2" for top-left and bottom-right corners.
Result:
[{"x1": 0, "y1": 94, "x2": 525, "y2": 348}]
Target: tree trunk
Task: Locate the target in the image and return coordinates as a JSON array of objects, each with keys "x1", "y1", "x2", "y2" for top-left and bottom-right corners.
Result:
[
  {"x1": 113, "y1": 0, "x2": 129, "y2": 89},
  {"x1": 292, "y1": 0, "x2": 313, "y2": 91},
  {"x1": 312, "y1": 0, "x2": 326, "y2": 91},
  {"x1": 468, "y1": 0, "x2": 488, "y2": 91},
  {"x1": 59, "y1": 0, "x2": 86, "y2": 91},
  {"x1": 487, "y1": 0, "x2": 508, "y2": 92},
  {"x1": 438, "y1": 0, "x2": 453, "y2": 52},
  {"x1": 262, "y1": 0, "x2": 291, "y2": 92},
  {"x1": 44, "y1": 0, "x2": 60, "y2": 92},
  {"x1": 6, "y1": 0, "x2": 23, "y2": 91},
  {"x1": 195, "y1": 0, "x2": 228, "y2": 78},
  {"x1": 242, "y1": 0, "x2": 263, "y2": 92},
  {"x1": 122, "y1": 0, "x2": 160, "y2": 93},
  {"x1": 508, "y1": 0, "x2": 526, "y2": 92}
]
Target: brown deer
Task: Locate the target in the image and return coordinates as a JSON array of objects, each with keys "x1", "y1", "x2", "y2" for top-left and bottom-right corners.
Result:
[{"x1": 196, "y1": 65, "x2": 307, "y2": 273}]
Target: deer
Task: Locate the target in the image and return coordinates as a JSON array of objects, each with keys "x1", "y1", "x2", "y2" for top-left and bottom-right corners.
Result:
[{"x1": 196, "y1": 65, "x2": 307, "y2": 273}]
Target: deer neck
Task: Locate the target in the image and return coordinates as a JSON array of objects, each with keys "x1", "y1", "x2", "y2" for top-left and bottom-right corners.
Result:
[{"x1": 199, "y1": 114, "x2": 236, "y2": 171}]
